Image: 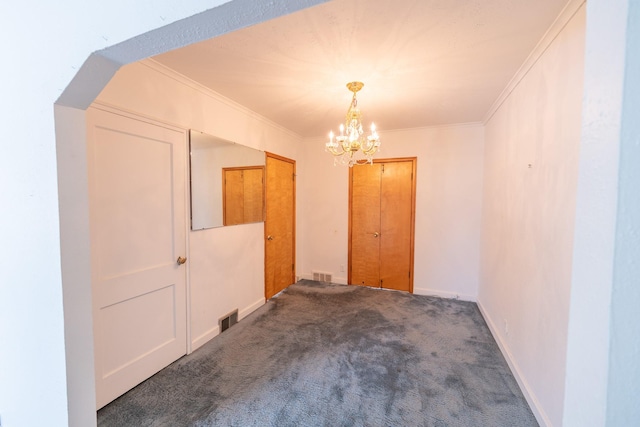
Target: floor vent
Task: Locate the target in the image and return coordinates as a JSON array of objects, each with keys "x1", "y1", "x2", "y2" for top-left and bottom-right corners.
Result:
[
  {"x1": 312, "y1": 271, "x2": 332, "y2": 283},
  {"x1": 219, "y1": 309, "x2": 239, "y2": 333}
]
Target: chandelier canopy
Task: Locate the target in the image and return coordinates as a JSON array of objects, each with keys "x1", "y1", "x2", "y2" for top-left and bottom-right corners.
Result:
[{"x1": 325, "y1": 82, "x2": 380, "y2": 166}]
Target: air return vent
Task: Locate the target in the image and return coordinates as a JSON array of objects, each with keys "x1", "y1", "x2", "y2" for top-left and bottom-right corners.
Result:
[
  {"x1": 219, "y1": 309, "x2": 238, "y2": 333},
  {"x1": 312, "y1": 271, "x2": 332, "y2": 283}
]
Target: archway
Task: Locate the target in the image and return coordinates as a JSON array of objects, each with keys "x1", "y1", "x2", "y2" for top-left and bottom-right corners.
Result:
[{"x1": 54, "y1": 1, "x2": 327, "y2": 425}]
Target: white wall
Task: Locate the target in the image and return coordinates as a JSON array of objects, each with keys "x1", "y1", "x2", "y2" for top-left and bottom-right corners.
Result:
[
  {"x1": 0, "y1": 2, "x2": 232, "y2": 426},
  {"x1": 300, "y1": 124, "x2": 485, "y2": 301},
  {"x1": 1, "y1": 2, "x2": 331, "y2": 425},
  {"x1": 2, "y1": 0, "x2": 638, "y2": 426},
  {"x1": 478, "y1": 4, "x2": 585, "y2": 426},
  {"x1": 563, "y1": 0, "x2": 640, "y2": 425},
  {"x1": 604, "y1": 1, "x2": 640, "y2": 421},
  {"x1": 95, "y1": 60, "x2": 304, "y2": 351}
]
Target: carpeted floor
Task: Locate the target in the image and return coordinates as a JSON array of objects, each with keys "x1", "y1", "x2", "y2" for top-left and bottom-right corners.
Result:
[{"x1": 97, "y1": 281, "x2": 538, "y2": 426}]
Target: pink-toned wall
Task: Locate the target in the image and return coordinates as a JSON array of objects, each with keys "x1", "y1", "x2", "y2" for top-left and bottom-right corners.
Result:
[
  {"x1": 96, "y1": 60, "x2": 304, "y2": 352},
  {"x1": 478, "y1": 4, "x2": 585, "y2": 426},
  {"x1": 4, "y1": 1, "x2": 638, "y2": 426},
  {"x1": 96, "y1": 60, "x2": 487, "y2": 349},
  {"x1": 300, "y1": 124, "x2": 485, "y2": 301}
]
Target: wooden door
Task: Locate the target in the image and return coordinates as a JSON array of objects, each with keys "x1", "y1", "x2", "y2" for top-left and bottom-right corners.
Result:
[
  {"x1": 87, "y1": 107, "x2": 187, "y2": 409},
  {"x1": 265, "y1": 153, "x2": 295, "y2": 299},
  {"x1": 349, "y1": 158, "x2": 416, "y2": 292},
  {"x1": 242, "y1": 167, "x2": 265, "y2": 223},
  {"x1": 350, "y1": 163, "x2": 382, "y2": 287},
  {"x1": 223, "y1": 169, "x2": 244, "y2": 225},
  {"x1": 222, "y1": 166, "x2": 264, "y2": 226}
]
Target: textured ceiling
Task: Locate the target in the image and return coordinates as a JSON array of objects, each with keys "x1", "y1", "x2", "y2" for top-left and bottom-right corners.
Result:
[{"x1": 153, "y1": 0, "x2": 570, "y2": 137}]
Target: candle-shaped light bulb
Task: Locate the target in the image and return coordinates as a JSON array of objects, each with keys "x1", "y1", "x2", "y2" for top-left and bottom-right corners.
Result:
[
  {"x1": 371, "y1": 123, "x2": 377, "y2": 134},
  {"x1": 339, "y1": 124, "x2": 344, "y2": 135},
  {"x1": 329, "y1": 130, "x2": 334, "y2": 143}
]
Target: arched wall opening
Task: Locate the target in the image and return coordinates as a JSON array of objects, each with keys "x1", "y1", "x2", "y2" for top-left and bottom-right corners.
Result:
[
  {"x1": 54, "y1": 1, "x2": 327, "y2": 425},
  {"x1": 47, "y1": 0, "x2": 640, "y2": 425}
]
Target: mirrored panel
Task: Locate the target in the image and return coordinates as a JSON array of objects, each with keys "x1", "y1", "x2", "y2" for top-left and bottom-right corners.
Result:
[{"x1": 189, "y1": 130, "x2": 265, "y2": 230}]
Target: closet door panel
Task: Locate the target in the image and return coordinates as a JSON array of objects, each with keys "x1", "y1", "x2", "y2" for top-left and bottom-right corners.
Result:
[
  {"x1": 349, "y1": 164, "x2": 382, "y2": 287},
  {"x1": 380, "y1": 160, "x2": 414, "y2": 292}
]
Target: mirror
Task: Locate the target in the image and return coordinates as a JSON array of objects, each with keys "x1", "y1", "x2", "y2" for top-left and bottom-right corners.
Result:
[{"x1": 189, "y1": 130, "x2": 265, "y2": 230}]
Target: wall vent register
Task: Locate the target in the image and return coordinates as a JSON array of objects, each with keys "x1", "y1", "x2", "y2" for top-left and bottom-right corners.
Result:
[
  {"x1": 312, "y1": 271, "x2": 332, "y2": 283},
  {"x1": 219, "y1": 309, "x2": 239, "y2": 333}
]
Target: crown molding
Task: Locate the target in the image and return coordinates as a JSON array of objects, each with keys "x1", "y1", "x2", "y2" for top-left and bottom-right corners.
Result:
[
  {"x1": 482, "y1": 0, "x2": 586, "y2": 124},
  {"x1": 139, "y1": 58, "x2": 303, "y2": 140}
]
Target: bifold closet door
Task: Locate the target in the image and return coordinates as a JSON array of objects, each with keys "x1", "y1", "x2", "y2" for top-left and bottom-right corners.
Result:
[
  {"x1": 223, "y1": 166, "x2": 264, "y2": 226},
  {"x1": 350, "y1": 163, "x2": 383, "y2": 287},
  {"x1": 349, "y1": 158, "x2": 416, "y2": 293}
]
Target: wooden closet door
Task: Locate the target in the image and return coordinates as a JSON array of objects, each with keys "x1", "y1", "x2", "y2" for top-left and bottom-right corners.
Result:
[
  {"x1": 379, "y1": 160, "x2": 414, "y2": 292},
  {"x1": 349, "y1": 158, "x2": 415, "y2": 292},
  {"x1": 265, "y1": 153, "x2": 296, "y2": 299},
  {"x1": 223, "y1": 169, "x2": 244, "y2": 225},
  {"x1": 222, "y1": 166, "x2": 265, "y2": 226},
  {"x1": 243, "y1": 167, "x2": 265, "y2": 223},
  {"x1": 350, "y1": 163, "x2": 382, "y2": 287}
]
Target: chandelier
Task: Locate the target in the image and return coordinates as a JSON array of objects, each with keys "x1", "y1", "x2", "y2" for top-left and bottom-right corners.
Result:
[{"x1": 325, "y1": 82, "x2": 380, "y2": 166}]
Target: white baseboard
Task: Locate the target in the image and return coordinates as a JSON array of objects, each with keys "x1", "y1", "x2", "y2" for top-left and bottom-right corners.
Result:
[
  {"x1": 413, "y1": 287, "x2": 475, "y2": 302},
  {"x1": 190, "y1": 297, "x2": 266, "y2": 352},
  {"x1": 298, "y1": 273, "x2": 348, "y2": 285},
  {"x1": 239, "y1": 297, "x2": 265, "y2": 321},
  {"x1": 191, "y1": 325, "x2": 219, "y2": 352},
  {"x1": 476, "y1": 299, "x2": 551, "y2": 427}
]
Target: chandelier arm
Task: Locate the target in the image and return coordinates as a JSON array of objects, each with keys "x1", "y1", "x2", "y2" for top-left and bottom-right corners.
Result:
[
  {"x1": 326, "y1": 145, "x2": 346, "y2": 156},
  {"x1": 361, "y1": 143, "x2": 379, "y2": 156}
]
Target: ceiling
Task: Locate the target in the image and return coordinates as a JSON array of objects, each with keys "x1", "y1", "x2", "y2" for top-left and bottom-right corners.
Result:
[{"x1": 153, "y1": 0, "x2": 570, "y2": 138}]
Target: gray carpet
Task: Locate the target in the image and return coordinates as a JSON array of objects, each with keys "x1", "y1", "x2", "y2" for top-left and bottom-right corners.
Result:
[{"x1": 97, "y1": 281, "x2": 538, "y2": 426}]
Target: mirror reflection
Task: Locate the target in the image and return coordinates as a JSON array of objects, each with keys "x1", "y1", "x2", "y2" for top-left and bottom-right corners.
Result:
[{"x1": 189, "y1": 130, "x2": 265, "y2": 230}]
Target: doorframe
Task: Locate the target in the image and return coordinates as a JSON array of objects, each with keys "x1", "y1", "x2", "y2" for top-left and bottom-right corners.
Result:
[
  {"x1": 264, "y1": 152, "x2": 296, "y2": 298},
  {"x1": 348, "y1": 157, "x2": 417, "y2": 292}
]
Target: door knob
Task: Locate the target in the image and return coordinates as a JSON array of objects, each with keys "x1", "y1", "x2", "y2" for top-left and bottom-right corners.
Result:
[
  {"x1": 267, "y1": 235, "x2": 274, "y2": 241},
  {"x1": 373, "y1": 232, "x2": 380, "y2": 238},
  {"x1": 177, "y1": 256, "x2": 187, "y2": 265}
]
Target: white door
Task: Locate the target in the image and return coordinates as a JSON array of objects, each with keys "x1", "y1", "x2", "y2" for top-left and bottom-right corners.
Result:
[{"x1": 87, "y1": 107, "x2": 188, "y2": 409}]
